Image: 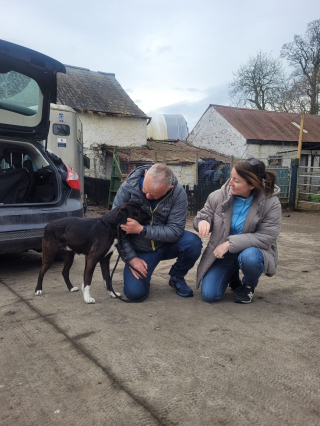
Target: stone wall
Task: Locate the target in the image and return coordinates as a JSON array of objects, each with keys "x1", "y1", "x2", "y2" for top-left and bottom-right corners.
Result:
[
  {"x1": 188, "y1": 107, "x2": 247, "y2": 157},
  {"x1": 79, "y1": 113, "x2": 147, "y2": 179},
  {"x1": 84, "y1": 150, "x2": 113, "y2": 180},
  {"x1": 169, "y1": 164, "x2": 196, "y2": 187}
]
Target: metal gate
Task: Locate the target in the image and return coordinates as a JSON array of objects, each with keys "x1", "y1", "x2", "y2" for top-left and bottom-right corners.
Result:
[
  {"x1": 268, "y1": 166, "x2": 291, "y2": 204},
  {"x1": 297, "y1": 166, "x2": 320, "y2": 207}
]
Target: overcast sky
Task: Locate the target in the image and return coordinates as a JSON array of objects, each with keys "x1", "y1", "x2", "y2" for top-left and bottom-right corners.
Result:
[{"x1": 1, "y1": 0, "x2": 319, "y2": 130}]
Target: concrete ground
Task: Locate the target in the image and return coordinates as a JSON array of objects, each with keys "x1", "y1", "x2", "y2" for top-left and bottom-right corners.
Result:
[{"x1": 0, "y1": 209, "x2": 320, "y2": 426}]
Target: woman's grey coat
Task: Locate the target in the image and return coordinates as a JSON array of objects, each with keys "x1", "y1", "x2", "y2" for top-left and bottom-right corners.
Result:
[{"x1": 193, "y1": 180, "x2": 282, "y2": 288}]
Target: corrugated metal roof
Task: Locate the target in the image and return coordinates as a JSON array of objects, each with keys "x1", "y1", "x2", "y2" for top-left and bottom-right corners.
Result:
[
  {"x1": 212, "y1": 105, "x2": 320, "y2": 143},
  {"x1": 57, "y1": 65, "x2": 148, "y2": 118},
  {"x1": 105, "y1": 140, "x2": 230, "y2": 164}
]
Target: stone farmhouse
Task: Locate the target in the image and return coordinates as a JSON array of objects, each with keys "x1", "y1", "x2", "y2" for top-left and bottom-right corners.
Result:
[
  {"x1": 57, "y1": 65, "x2": 150, "y2": 179},
  {"x1": 187, "y1": 105, "x2": 320, "y2": 169}
]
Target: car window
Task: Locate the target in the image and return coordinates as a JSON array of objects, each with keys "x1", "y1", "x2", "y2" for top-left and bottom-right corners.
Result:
[
  {"x1": 0, "y1": 71, "x2": 40, "y2": 116},
  {"x1": 0, "y1": 71, "x2": 43, "y2": 128}
]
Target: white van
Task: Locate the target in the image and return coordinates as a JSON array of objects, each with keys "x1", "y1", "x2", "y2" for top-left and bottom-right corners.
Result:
[{"x1": 48, "y1": 103, "x2": 86, "y2": 210}]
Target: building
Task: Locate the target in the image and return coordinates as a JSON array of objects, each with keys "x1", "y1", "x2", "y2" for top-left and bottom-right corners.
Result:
[
  {"x1": 187, "y1": 105, "x2": 320, "y2": 168},
  {"x1": 106, "y1": 139, "x2": 229, "y2": 187},
  {"x1": 57, "y1": 65, "x2": 150, "y2": 179}
]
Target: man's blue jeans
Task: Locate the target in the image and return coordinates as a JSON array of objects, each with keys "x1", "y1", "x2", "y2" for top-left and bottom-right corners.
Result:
[
  {"x1": 123, "y1": 231, "x2": 202, "y2": 300},
  {"x1": 201, "y1": 247, "x2": 264, "y2": 302}
]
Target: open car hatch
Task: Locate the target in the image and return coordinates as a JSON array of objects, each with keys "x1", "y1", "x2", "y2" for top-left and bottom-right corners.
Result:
[{"x1": 0, "y1": 39, "x2": 66, "y2": 141}]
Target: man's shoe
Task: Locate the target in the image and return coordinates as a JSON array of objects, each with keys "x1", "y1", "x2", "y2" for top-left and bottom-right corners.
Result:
[
  {"x1": 169, "y1": 276, "x2": 194, "y2": 297},
  {"x1": 234, "y1": 285, "x2": 254, "y2": 304},
  {"x1": 228, "y1": 270, "x2": 242, "y2": 292}
]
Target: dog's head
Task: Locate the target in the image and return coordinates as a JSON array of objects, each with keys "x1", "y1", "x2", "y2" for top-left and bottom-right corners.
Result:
[{"x1": 115, "y1": 203, "x2": 151, "y2": 225}]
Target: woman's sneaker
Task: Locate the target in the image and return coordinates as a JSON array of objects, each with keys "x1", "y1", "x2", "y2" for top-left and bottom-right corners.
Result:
[
  {"x1": 169, "y1": 276, "x2": 193, "y2": 297},
  {"x1": 234, "y1": 285, "x2": 254, "y2": 304}
]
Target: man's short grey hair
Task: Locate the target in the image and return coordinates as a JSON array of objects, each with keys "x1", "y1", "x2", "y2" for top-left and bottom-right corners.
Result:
[{"x1": 146, "y1": 164, "x2": 174, "y2": 190}]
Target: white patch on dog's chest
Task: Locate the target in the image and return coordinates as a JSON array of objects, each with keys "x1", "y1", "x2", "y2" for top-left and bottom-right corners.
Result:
[{"x1": 106, "y1": 239, "x2": 118, "y2": 256}]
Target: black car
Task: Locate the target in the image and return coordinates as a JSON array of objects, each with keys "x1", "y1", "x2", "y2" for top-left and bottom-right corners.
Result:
[{"x1": 0, "y1": 39, "x2": 83, "y2": 254}]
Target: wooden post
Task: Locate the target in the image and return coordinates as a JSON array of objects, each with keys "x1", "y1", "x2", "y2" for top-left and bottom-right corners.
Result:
[
  {"x1": 93, "y1": 158, "x2": 97, "y2": 178},
  {"x1": 163, "y1": 154, "x2": 166, "y2": 164},
  {"x1": 295, "y1": 187, "x2": 300, "y2": 210},
  {"x1": 154, "y1": 151, "x2": 157, "y2": 164},
  {"x1": 195, "y1": 153, "x2": 198, "y2": 185},
  {"x1": 230, "y1": 156, "x2": 234, "y2": 176},
  {"x1": 297, "y1": 112, "x2": 305, "y2": 163},
  {"x1": 289, "y1": 158, "x2": 299, "y2": 210}
]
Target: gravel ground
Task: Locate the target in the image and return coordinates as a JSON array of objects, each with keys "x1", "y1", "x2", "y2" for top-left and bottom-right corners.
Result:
[{"x1": 0, "y1": 207, "x2": 319, "y2": 426}]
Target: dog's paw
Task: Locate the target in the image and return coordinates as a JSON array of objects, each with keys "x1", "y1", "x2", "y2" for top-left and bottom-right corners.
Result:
[
  {"x1": 70, "y1": 287, "x2": 79, "y2": 292},
  {"x1": 35, "y1": 290, "x2": 42, "y2": 296},
  {"x1": 82, "y1": 285, "x2": 95, "y2": 304},
  {"x1": 108, "y1": 290, "x2": 121, "y2": 298}
]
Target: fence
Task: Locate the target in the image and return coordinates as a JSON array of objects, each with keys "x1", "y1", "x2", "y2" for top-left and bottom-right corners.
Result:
[
  {"x1": 297, "y1": 166, "x2": 320, "y2": 206},
  {"x1": 183, "y1": 183, "x2": 221, "y2": 216},
  {"x1": 84, "y1": 176, "x2": 110, "y2": 205},
  {"x1": 267, "y1": 166, "x2": 291, "y2": 203},
  {"x1": 85, "y1": 154, "x2": 296, "y2": 211}
]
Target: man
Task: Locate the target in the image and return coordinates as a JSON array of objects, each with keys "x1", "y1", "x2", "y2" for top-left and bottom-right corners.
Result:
[{"x1": 112, "y1": 164, "x2": 202, "y2": 300}]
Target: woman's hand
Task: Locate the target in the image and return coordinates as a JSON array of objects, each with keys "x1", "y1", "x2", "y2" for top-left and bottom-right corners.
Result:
[
  {"x1": 198, "y1": 220, "x2": 210, "y2": 237},
  {"x1": 213, "y1": 241, "x2": 230, "y2": 259}
]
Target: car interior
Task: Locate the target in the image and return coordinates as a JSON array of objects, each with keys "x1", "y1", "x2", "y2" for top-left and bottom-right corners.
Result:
[{"x1": 0, "y1": 142, "x2": 58, "y2": 205}]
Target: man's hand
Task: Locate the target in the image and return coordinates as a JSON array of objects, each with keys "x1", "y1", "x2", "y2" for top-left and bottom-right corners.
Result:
[
  {"x1": 198, "y1": 220, "x2": 210, "y2": 238},
  {"x1": 120, "y1": 218, "x2": 144, "y2": 234},
  {"x1": 130, "y1": 257, "x2": 148, "y2": 279},
  {"x1": 213, "y1": 241, "x2": 230, "y2": 259}
]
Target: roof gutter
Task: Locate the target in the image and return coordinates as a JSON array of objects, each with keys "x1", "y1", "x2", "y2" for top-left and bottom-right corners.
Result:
[{"x1": 74, "y1": 109, "x2": 151, "y2": 121}]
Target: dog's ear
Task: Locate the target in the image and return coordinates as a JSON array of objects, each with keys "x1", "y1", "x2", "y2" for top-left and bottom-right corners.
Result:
[{"x1": 117, "y1": 206, "x2": 128, "y2": 225}]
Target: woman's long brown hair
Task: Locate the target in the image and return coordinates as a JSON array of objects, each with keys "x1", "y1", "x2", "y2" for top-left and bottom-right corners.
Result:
[{"x1": 233, "y1": 158, "x2": 277, "y2": 196}]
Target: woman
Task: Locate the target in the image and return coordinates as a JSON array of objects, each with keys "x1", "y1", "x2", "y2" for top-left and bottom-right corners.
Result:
[{"x1": 193, "y1": 158, "x2": 282, "y2": 304}]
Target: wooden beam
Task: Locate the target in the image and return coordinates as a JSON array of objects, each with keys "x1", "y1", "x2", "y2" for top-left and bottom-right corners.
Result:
[{"x1": 297, "y1": 112, "x2": 305, "y2": 163}]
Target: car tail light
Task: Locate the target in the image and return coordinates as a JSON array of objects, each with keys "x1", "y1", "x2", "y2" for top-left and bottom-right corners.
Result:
[{"x1": 66, "y1": 165, "x2": 81, "y2": 189}]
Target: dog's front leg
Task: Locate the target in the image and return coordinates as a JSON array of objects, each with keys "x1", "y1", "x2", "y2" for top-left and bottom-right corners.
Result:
[
  {"x1": 82, "y1": 259, "x2": 97, "y2": 304},
  {"x1": 100, "y1": 254, "x2": 121, "y2": 298}
]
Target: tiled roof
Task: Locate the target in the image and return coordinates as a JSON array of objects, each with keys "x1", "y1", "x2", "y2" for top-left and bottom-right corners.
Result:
[
  {"x1": 57, "y1": 65, "x2": 148, "y2": 118},
  {"x1": 212, "y1": 105, "x2": 320, "y2": 143},
  {"x1": 105, "y1": 140, "x2": 230, "y2": 164}
]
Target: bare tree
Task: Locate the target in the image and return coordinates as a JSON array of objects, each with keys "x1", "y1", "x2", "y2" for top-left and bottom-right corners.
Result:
[
  {"x1": 275, "y1": 77, "x2": 310, "y2": 113},
  {"x1": 281, "y1": 19, "x2": 320, "y2": 115},
  {"x1": 229, "y1": 51, "x2": 287, "y2": 110}
]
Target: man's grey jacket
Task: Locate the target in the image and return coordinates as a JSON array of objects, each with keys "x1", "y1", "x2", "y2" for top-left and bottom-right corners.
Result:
[{"x1": 112, "y1": 165, "x2": 188, "y2": 261}]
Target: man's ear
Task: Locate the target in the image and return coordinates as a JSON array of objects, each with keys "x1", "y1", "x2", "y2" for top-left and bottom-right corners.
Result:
[
  {"x1": 144, "y1": 169, "x2": 148, "y2": 177},
  {"x1": 117, "y1": 206, "x2": 128, "y2": 225}
]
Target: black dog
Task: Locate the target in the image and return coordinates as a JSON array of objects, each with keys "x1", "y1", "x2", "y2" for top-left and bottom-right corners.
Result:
[{"x1": 35, "y1": 203, "x2": 150, "y2": 304}]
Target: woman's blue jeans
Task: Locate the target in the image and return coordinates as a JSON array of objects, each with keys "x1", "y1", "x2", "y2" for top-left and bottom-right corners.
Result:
[
  {"x1": 201, "y1": 247, "x2": 264, "y2": 302},
  {"x1": 123, "y1": 231, "x2": 202, "y2": 300}
]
